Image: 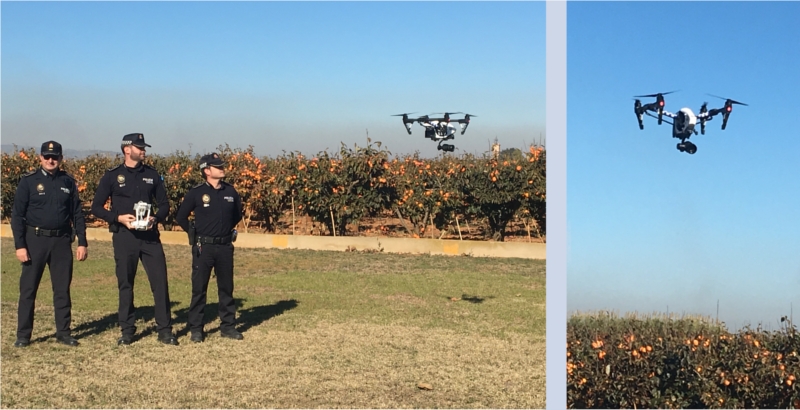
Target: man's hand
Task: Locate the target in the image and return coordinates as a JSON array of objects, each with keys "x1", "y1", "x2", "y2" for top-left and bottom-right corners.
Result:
[
  {"x1": 16, "y1": 248, "x2": 30, "y2": 263},
  {"x1": 146, "y1": 216, "x2": 156, "y2": 230},
  {"x1": 117, "y1": 214, "x2": 136, "y2": 229},
  {"x1": 76, "y1": 246, "x2": 88, "y2": 261}
]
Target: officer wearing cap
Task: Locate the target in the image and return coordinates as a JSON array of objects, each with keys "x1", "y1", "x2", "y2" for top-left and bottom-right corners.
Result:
[
  {"x1": 176, "y1": 153, "x2": 243, "y2": 342},
  {"x1": 90, "y1": 133, "x2": 178, "y2": 345},
  {"x1": 10, "y1": 141, "x2": 88, "y2": 348}
]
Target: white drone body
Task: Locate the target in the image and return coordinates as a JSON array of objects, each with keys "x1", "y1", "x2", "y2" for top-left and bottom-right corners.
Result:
[
  {"x1": 420, "y1": 120, "x2": 459, "y2": 141},
  {"x1": 662, "y1": 107, "x2": 698, "y2": 138},
  {"x1": 132, "y1": 201, "x2": 152, "y2": 231}
]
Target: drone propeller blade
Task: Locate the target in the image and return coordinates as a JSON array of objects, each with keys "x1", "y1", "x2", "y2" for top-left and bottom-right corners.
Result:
[
  {"x1": 633, "y1": 90, "x2": 679, "y2": 98},
  {"x1": 391, "y1": 112, "x2": 417, "y2": 116},
  {"x1": 707, "y1": 94, "x2": 748, "y2": 106}
]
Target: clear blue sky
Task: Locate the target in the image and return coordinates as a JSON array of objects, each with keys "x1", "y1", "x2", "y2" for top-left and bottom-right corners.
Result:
[
  {"x1": 567, "y1": 2, "x2": 800, "y2": 330},
  {"x1": 1, "y1": 1, "x2": 545, "y2": 158}
]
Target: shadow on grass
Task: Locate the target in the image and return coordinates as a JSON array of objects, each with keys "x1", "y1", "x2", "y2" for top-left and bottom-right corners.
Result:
[
  {"x1": 171, "y1": 298, "x2": 299, "y2": 337},
  {"x1": 38, "y1": 301, "x2": 181, "y2": 343},
  {"x1": 444, "y1": 294, "x2": 496, "y2": 304}
]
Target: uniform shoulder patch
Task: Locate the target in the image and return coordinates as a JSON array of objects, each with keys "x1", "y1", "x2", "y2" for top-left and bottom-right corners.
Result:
[
  {"x1": 192, "y1": 182, "x2": 205, "y2": 189},
  {"x1": 21, "y1": 169, "x2": 37, "y2": 178},
  {"x1": 107, "y1": 164, "x2": 122, "y2": 172}
]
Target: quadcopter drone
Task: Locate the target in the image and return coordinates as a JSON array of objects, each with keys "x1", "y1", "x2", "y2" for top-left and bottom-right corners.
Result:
[
  {"x1": 633, "y1": 91, "x2": 748, "y2": 154},
  {"x1": 392, "y1": 112, "x2": 476, "y2": 152}
]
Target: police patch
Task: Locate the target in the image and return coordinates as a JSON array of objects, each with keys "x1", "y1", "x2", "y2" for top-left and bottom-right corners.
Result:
[
  {"x1": 202, "y1": 194, "x2": 211, "y2": 204},
  {"x1": 36, "y1": 184, "x2": 44, "y2": 192},
  {"x1": 117, "y1": 175, "x2": 125, "y2": 184}
]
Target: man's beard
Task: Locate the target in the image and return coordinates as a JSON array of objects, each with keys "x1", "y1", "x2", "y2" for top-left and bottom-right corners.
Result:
[{"x1": 131, "y1": 151, "x2": 145, "y2": 162}]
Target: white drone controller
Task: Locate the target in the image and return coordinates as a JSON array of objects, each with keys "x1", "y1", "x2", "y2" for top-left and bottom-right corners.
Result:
[{"x1": 132, "y1": 201, "x2": 152, "y2": 231}]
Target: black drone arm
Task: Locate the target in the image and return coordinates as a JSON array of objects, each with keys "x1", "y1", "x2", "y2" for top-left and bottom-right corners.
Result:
[{"x1": 644, "y1": 111, "x2": 674, "y2": 125}]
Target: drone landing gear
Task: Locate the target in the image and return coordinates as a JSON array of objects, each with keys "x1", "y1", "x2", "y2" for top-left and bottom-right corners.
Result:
[
  {"x1": 437, "y1": 142, "x2": 455, "y2": 152},
  {"x1": 677, "y1": 141, "x2": 697, "y2": 155}
]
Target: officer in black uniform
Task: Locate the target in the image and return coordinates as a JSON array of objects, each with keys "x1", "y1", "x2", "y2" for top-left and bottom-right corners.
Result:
[
  {"x1": 175, "y1": 153, "x2": 243, "y2": 342},
  {"x1": 11, "y1": 141, "x2": 88, "y2": 347},
  {"x1": 90, "y1": 133, "x2": 178, "y2": 345}
]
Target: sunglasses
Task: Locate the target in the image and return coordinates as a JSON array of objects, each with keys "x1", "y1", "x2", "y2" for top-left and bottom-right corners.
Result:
[{"x1": 43, "y1": 155, "x2": 61, "y2": 161}]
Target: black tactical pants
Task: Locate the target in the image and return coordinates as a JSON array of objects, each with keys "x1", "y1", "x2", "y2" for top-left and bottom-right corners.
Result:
[
  {"x1": 188, "y1": 243, "x2": 236, "y2": 332},
  {"x1": 112, "y1": 228, "x2": 173, "y2": 337},
  {"x1": 17, "y1": 232, "x2": 73, "y2": 340}
]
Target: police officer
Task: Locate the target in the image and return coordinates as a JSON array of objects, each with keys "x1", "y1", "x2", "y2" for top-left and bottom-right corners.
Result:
[
  {"x1": 11, "y1": 141, "x2": 88, "y2": 348},
  {"x1": 90, "y1": 133, "x2": 178, "y2": 345},
  {"x1": 175, "y1": 153, "x2": 243, "y2": 342}
]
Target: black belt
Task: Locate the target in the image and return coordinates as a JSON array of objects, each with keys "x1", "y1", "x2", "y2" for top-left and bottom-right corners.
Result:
[
  {"x1": 28, "y1": 225, "x2": 70, "y2": 237},
  {"x1": 196, "y1": 235, "x2": 232, "y2": 245}
]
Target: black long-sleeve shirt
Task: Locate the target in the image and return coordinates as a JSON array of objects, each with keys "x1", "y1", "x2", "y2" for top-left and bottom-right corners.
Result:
[
  {"x1": 175, "y1": 180, "x2": 242, "y2": 237},
  {"x1": 11, "y1": 167, "x2": 87, "y2": 249},
  {"x1": 90, "y1": 162, "x2": 169, "y2": 227}
]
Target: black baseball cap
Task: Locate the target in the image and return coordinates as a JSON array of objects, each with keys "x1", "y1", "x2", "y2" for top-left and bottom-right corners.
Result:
[
  {"x1": 121, "y1": 133, "x2": 151, "y2": 148},
  {"x1": 199, "y1": 153, "x2": 225, "y2": 169},
  {"x1": 41, "y1": 141, "x2": 63, "y2": 156}
]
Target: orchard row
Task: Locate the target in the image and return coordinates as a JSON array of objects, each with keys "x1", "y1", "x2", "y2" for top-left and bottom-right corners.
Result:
[{"x1": 1, "y1": 142, "x2": 545, "y2": 241}]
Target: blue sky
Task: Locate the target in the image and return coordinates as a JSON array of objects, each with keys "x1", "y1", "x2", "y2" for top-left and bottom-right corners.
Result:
[
  {"x1": 567, "y1": 2, "x2": 800, "y2": 330},
  {"x1": 1, "y1": 1, "x2": 545, "y2": 158}
]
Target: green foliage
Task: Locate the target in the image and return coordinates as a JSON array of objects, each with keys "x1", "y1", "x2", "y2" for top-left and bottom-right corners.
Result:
[
  {"x1": 294, "y1": 141, "x2": 395, "y2": 236},
  {"x1": 0, "y1": 147, "x2": 39, "y2": 219},
  {"x1": 567, "y1": 313, "x2": 800, "y2": 409}
]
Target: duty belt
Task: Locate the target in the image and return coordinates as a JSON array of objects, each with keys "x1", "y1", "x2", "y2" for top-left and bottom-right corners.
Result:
[
  {"x1": 196, "y1": 235, "x2": 232, "y2": 245},
  {"x1": 28, "y1": 225, "x2": 70, "y2": 237}
]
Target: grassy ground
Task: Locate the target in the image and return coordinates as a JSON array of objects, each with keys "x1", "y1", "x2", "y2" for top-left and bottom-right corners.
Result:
[{"x1": 1, "y1": 237, "x2": 545, "y2": 408}]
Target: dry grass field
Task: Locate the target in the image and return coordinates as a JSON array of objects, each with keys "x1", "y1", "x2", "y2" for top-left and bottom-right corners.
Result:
[{"x1": 1, "y1": 237, "x2": 545, "y2": 408}]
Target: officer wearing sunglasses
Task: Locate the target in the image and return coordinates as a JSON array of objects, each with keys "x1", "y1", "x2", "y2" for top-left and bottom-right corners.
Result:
[
  {"x1": 175, "y1": 153, "x2": 243, "y2": 342},
  {"x1": 10, "y1": 141, "x2": 88, "y2": 348}
]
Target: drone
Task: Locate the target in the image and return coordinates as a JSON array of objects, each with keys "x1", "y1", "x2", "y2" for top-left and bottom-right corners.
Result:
[
  {"x1": 633, "y1": 91, "x2": 748, "y2": 154},
  {"x1": 392, "y1": 112, "x2": 476, "y2": 152}
]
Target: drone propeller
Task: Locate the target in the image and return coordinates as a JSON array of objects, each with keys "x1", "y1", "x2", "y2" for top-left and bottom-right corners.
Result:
[
  {"x1": 391, "y1": 112, "x2": 417, "y2": 117},
  {"x1": 633, "y1": 90, "x2": 679, "y2": 98},
  {"x1": 707, "y1": 94, "x2": 748, "y2": 106},
  {"x1": 634, "y1": 91, "x2": 677, "y2": 125},
  {"x1": 706, "y1": 95, "x2": 748, "y2": 130}
]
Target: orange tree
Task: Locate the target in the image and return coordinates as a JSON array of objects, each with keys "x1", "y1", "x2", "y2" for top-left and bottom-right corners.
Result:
[
  {"x1": 1, "y1": 148, "x2": 40, "y2": 220},
  {"x1": 456, "y1": 154, "x2": 532, "y2": 241},
  {"x1": 568, "y1": 314, "x2": 800, "y2": 409},
  {"x1": 520, "y1": 146, "x2": 546, "y2": 236},
  {"x1": 216, "y1": 144, "x2": 263, "y2": 233},
  {"x1": 60, "y1": 153, "x2": 121, "y2": 221},
  {"x1": 247, "y1": 152, "x2": 300, "y2": 233},
  {"x1": 145, "y1": 151, "x2": 201, "y2": 230},
  {"x1": 294, "y1": 141, "x2": 396, "y2": 236},
  {"x1": 388, "y1": 154, "x2": 465, "y2": 237}
]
